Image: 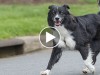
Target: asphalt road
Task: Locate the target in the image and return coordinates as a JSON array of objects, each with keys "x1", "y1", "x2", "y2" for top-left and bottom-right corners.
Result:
[{"x1": 0, "y1": 49, "x2": 100, "y2": 75}]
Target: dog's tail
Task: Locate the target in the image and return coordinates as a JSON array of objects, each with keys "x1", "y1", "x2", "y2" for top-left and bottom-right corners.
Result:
[{"x1": 98, "y1": 0, "x2": 100, "y2": 14}]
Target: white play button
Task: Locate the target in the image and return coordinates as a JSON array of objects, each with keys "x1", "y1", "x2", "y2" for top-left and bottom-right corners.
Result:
[
  {"x1": 39, "y1": 27, "x2": 60, "y2": 48},
  {"x1": 46, "y1": 32, "x2": 56, "y2": 43}
]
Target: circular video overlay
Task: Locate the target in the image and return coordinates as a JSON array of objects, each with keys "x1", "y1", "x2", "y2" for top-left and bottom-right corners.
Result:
[{"x1": 39, "y1": 27, "x2": 60, "y2": 48}]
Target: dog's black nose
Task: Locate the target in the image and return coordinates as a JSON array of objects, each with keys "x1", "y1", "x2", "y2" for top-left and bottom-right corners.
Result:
[{"x1": 55, "y1": 18, "x2": 59, "y2": 20}]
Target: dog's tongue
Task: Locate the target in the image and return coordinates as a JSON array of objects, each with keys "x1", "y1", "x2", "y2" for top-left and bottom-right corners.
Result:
[{"x1": 55, "y1": 21, "x2": 61, "y2": 26}]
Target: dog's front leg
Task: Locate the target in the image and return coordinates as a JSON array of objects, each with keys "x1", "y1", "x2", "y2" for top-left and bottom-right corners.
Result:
[{"x1": 40, "y1": 46, "x2": 62, "y2": 75}]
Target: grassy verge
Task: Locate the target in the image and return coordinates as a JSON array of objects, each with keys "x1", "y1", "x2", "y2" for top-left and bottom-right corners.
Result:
[{"x1": 0, "y1": 3, "x2": 99, "y2": 39}]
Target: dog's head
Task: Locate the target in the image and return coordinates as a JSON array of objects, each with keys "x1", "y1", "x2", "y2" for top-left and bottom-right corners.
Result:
[{"x1": 48, "y1": 5, "x2": 70, "y2": 27}]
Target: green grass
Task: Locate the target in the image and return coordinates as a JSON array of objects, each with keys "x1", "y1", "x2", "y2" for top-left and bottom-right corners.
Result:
[
  {"x1": 80, "y1": 0, "x2": 96, "y2": 3},
  {"x1": 0, "y1": 3, "x2": 99, "y2": 39}
]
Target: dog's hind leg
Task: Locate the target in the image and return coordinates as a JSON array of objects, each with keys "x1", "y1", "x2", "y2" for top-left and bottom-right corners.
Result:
[
  {"x1": 91, "y1": 41, "x2": 100, "y2": 65},
  {"x1": 82, "y1": 41, "x2": 100, "y2": 74},
  {"x1": 40, "y1": 46, "x2": 62, "y2": 75},
  {"x1": 92, "y1": 51, "x2": 99, "y2": 65},
  {"x1": 83, "y1": 51, "x2": 99, "y2": 74},
  {"x1": 84, "y1": 50, "x2": 95, "y2": 74},
  {"x1": 79, "y1": 45, "x2": 95, "y2": 74},
  {"x1": 83, "y1": 67, "x2": 90, "y2": 74}
]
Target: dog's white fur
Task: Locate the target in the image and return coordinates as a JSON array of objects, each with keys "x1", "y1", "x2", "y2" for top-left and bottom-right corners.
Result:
[
  {"x1": 83, "y1": 67, "x2": 90, "y2": 73},
  {"x1": 54, "y1": 25, "x2": 76, "y2": 49},
  {"x1": 84, "y1": 48, "x2": 95, "y2": 73},
  {"x1": 40, "y1": 70, "x2": 50, "y2": 75}
]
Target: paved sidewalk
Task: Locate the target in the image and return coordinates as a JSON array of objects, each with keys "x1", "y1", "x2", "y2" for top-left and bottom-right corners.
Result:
[{"x1": 0, "y1": 49, "x2": 100, "y2": 75}]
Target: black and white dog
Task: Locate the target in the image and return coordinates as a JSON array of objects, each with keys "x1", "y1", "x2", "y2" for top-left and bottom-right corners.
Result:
[{"x1": 41, "y1": 1, "x2": 100, "y2": 75}]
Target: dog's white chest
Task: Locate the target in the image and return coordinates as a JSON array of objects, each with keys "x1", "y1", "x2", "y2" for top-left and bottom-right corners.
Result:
[{"x1": 54, "y1": 25, "x2": 76, "y2": 50}]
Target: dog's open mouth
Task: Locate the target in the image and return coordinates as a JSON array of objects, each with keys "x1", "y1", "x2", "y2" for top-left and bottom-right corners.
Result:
[{"x1": 54, "y1": 21, "x2": 62, "y2": 26}]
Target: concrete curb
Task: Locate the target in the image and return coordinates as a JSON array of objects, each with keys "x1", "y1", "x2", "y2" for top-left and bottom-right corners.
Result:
[
  {"x1": 16, "y1": 36, "x2": 45, "y2": 53},
  {"x1": 0, "y1": 36, "x2": 46, "y2": 57}
]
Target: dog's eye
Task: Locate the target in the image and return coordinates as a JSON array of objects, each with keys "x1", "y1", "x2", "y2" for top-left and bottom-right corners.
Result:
[
  {"x1": 59, "y1": 11, "x2": 64, "y2": 15},
  {"x1": 52, "y1": 11, "x2": 56, "y2": 15}
]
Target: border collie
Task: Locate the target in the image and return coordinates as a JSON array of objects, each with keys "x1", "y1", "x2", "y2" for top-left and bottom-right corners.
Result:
[{"x1": 41, "y1": 0, "x2": 100, "y2": 75}]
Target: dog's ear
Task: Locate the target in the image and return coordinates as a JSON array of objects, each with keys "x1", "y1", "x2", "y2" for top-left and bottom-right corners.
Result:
[
  {"x1": 63, "y1": 4, "x2": 70, "y2": 9},
  {"x1": 48, "y1": 5, "x2": 54, "y2": 9}
]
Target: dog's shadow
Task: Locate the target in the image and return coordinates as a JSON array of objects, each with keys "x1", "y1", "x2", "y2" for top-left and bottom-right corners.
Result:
[
  {"x1": 81, "y1": 73, "x2": 97, "y2": 75},
  {"x1": 64, "y1": 73, "x2": 98, "y2": 75},
  {"x1": 57, "y1": 72, "x2": 99, "y2": 75}
]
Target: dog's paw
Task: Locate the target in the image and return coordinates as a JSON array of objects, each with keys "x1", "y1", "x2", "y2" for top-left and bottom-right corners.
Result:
[
  {"x1": 82, "y1": 67, "x2": 90, "y2": 74},
  {"x1": 90, "y1": 66, "x2": 95, "y2": 74},
  {"x1": 40, "y1": 70, "x2": 50, "y2": 75}
]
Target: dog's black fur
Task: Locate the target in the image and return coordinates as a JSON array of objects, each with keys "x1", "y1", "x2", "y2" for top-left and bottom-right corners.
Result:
[{"x1": 41, "y1": 1, "x2": 100, "y2": 75}]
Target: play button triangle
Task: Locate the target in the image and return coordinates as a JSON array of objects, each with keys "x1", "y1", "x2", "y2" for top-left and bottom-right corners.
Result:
[
  {"x1": 46, "y1": 32, "x2": 56, "y2": 43},
  {"x1": 39, "y1": 27, "x2": 60, "y2": 48}
]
